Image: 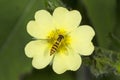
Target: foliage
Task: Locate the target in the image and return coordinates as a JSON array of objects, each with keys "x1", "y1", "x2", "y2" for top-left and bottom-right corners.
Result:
[{"x1": 0, "y1": 0, "x2": 120, "y2": 80}]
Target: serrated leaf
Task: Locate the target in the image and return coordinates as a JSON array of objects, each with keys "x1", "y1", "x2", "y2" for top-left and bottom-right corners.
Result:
[
  {"x1": 95, "y1": 72, "x2": 120, "y2": 80},
  {"x1": 84, "y1": 47, "x2": 120, "y2": 76}
]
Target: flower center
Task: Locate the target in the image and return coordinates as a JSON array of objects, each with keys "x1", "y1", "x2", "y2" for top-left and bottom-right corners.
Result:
[{"x1": 47, "y1": 29, "x2": 71, "y2": 55}]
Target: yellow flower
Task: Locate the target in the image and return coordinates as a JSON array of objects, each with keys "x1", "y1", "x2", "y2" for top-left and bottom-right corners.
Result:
[{"x1": 25, "y1": 7, "x2": 95, "y2": 74}]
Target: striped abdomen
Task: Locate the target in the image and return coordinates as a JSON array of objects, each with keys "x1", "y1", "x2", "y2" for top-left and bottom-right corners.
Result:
[{"x1": 50, "y1": 35, "x2": 64, "y2": 55}]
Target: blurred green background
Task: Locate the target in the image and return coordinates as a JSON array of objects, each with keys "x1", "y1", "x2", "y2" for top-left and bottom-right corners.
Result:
[{"x1": 0, "y1": 0, "x2": 120, "y2": 80}]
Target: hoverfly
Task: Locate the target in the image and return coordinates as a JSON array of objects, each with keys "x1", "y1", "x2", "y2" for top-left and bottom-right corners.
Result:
[{"x1": 50, "y1": 35, "x2": 64, "y2": 55}]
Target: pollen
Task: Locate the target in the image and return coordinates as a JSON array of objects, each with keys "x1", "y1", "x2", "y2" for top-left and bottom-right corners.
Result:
[{"x1": 47, "y1": 29, "x2": 71, "y2": 55}]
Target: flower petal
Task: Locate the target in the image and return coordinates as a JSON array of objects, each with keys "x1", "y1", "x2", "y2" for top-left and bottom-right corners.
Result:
[
  {"x1": 25, "y1": 40, "x2": 48, "y2": 58},
  {"x1": 53, "y1": 7, "x2": 82, "y2": 32},
  {"x1": 25, "y1": 40, "x2": 53, "y2": 69},
  {"x1": 52, "y1": 50, "x2": 81, "y2": 74},
  {"x1": 69, "y1": 25, "x2": 95, "y2": 55},
  {"x1": 32, "y1": 53, "x2": 53, "y2": 69},
  {"x1": 27, "y1": 10, "x2": 54, "y2": 39}
]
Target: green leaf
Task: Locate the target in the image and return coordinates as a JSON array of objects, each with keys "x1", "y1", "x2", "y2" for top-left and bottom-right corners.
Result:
[
  {"x1": 114, "y1": 0, "x2": 120, "y2": 39},
  {"x1": 109, "y1": 33, "x2": 120, "y2": 51},
  {"x1": 0, "y1": 0, "x2": 46, "y2": 80},
  {"x1": 82, "y1": 0, "x2": 116, "y2": 48},
  {"x1": 0, "y1": 0, "x2": 30, "y2": 49},
  {"x1": 109, "y1": 0, "x2": 120, "y2": 52}
]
